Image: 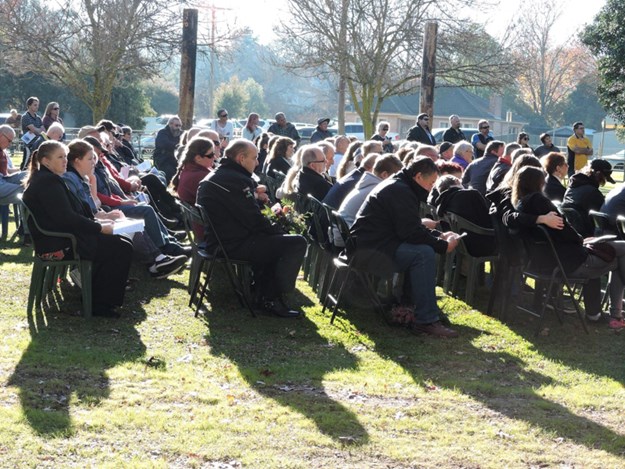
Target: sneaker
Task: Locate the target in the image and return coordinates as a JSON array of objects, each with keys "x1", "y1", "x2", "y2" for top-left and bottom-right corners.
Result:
[
  {"x1": 411, "y1": 321, "x2": 459, "y2": 338},
  {"x1": 162, "y1": 243, "x2": 192, "y2": 258},
  {"x1": 149, "y1": 254, "x2": 188, "y2": 279},
  {"x1": 586, "y1": 312, "x2": 602, "y2": 322},
  {"x1": 69, "y1": 268, "x2": 82, "y2": 289},
  {"x1": 168, "y1": 230, "x2": 187, "y2": 242},
  {"x1": 609, "y1": 318, "x2": 625, "y2": 329}
]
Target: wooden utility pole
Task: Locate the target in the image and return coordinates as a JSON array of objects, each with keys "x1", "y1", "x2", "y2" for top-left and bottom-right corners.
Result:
[
  {"x1": 337, "y1": 0, "x2": 349, "y2": 135},
  {"x1": 420, "y1": 21, "x2": 438, "y2": 120},
  {"x1": 179, "y1": 8, "x2": 198, "y2": 129}
]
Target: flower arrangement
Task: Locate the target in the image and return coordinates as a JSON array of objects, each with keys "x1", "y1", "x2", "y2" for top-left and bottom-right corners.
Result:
[{"x1": 262, "y1": 201, "x2": 308, "y2": 235}]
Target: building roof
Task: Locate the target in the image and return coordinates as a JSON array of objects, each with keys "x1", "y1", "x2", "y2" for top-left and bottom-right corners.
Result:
[{"x1": 376, "y1": 87, "x2": 503, "y2": 120}]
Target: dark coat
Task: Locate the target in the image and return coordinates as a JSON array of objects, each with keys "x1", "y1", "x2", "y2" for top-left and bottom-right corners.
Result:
[
  {"x1": 562, "y1": 172, "x2": 604, "y2": 237},
  {"x1": 153, "y1": 126, "x2": 180, "y2": 180},
  {"x1": 517, "y1": 191, "x2": 587, "y2": 274},
  {"x1": 294, "y1": 166, "x2": 333, "y2": 202},
  {"x1": 442, "y1": 127, "x2": 466, "y2": 144},
  {"x1": 197, "y1": 158, "x2": 283, "y2": 253},
  {"x1": 310, "y1": 127, "x2": 333, "y2": 143},
  {"x1": 22, "y1": 167, "x2": 102, "y2": 258},
  {"x1": 322, "y1": 167, "x2": 365, "y2": 209},
  {"x1": 486, "y1": 159, "x2": 511, "y2": 193},
  {"x1": 543, "y1": 174, "x2": 566, "y2": 203},
  {"x1": 462, "y1": 152, "x2": 499, "y2": 195},
  {"x1": 350, "y1": 169, "x2": 447, "y2": 275},
  {"x1": 406, "y1": 125, "x2": 436, "y2": 145},
  {"x1": 432, "y1": 186, "x2": 495, "y2": 257},
  {"x1": 264, "y1": 156, "x2": 291, "y2": 178}
]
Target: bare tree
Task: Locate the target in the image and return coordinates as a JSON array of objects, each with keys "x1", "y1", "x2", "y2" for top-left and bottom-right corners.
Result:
[
  {"x1": 514, "y1": 0, "x2": 596, "y2": 125},
  {"x1": 0, "y1": 0, "x2": 180, "y2": 122},
  {"x1": 273, "y1": 0, "x2": 520, "y2": 137}
]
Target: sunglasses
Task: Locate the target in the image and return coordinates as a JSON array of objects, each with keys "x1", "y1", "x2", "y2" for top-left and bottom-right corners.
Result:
[
  {"x1": 480, "y1": 126, "x2": 490, "y2": 130},
  {"x1": 381, "y1": 127, "x2": 389, "y2": 131},
  {"x1": 219, "y1": 114, "x2": 228, "y2": 118},
  {"x1": 212, "y1": 140, "x2": 221, "y2": 147},
  {"x1": 203, "y1": 152, "x2": 215, "y2": 158}
]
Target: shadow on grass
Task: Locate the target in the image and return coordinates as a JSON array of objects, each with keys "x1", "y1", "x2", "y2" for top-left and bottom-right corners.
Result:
[
  {"x1": 8, "y1": 279, "x2": 147, "y2": 437},
  {"x1": 200, "y1": 286, "x2": 369, "y2": 445},
  {"x1": 341, "y1": 302, "x2": 625, "y2": 458}
]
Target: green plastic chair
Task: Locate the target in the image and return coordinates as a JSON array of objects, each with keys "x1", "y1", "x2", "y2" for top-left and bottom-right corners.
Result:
[{"x1": 21, "y1": 200, "x2": 93, "y2": 318}]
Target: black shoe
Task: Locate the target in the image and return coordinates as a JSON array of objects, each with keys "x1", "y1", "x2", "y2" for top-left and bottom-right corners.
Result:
[
  {"x1": 92, "y1": 304, "x2": 121, "y2": 318},
  {"x1": 149, "y1": 254, "x2": 188, "y2": 279},
  {"x1": 21, "y1": 234, "x2": 32, "y2": 247},
  {"x1": 162, "y1": 243, "x2": 192, "y2": 257},
  {"x1": 262, "y1": 298, "x2": 302, "y2": 318}
]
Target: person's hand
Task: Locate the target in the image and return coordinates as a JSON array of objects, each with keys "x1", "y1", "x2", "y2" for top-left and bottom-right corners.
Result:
[
  {"x1": 99, "y1": 220, "x2": 114, "y2": 235},
  {"x1": 256, "y1": 192, "x2": 269, "y2": 204},
  {"x1": 108, "y1": 209, "x2": 125, "y2": 220},
  {"x1": 537, "y1": 211, "x2": 564, "y2": 230},
  {"x1": 120, "y1": 199, "x2": 138, "y2": 206},
  {"x1": 446, "y1": 235, "x2": 459, "y2": 253},
  {"x1": 422, "y1": 218, "x2": 438, "y2": 229}
]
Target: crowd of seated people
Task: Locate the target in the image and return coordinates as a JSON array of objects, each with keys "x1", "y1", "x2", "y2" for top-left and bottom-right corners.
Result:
[{"x1": 7, "y1": 104, "x2": 625, "y2": 335}]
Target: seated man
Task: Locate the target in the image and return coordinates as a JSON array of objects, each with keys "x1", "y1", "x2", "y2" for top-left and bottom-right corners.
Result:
[
  {"x1": 197, "y1": 139, "x2": 307, "y2": 318},
  {"x1": 323, "y1": 153, "x2": 378, "y2": 210},
  {"x1": 349, "y1": 157, "x2": 461, "y2": 337},
  {"x1": 0, "y1": 125, "x2": 27, "y2": 205},
  {"x1": 294, "y1": 145, "x2": 333, "y2": 202}
]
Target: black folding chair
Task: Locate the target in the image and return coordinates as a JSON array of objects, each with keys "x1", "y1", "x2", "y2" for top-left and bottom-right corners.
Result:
[
  {"x1": 322, "y1": 210, "x2": 389, "y2": 324},
  {"x1": 193, "y1": 204, "x2": 256, "y2": 317},
  {"x1": 517, "y1": 225, "x2": 589, "y2": 335}
]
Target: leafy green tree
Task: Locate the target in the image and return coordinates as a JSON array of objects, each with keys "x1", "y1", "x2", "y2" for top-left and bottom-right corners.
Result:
[
  {"x1": 581, "y1": 0, "x2": 625, "y2": 123},
  {"x1": 243, "y1": 78, "x2": 268, "y2": 117},
  {"x1": 559, "y1": 75, "x2": 607, "y2": 131},
  {"x1": 214, "y1": 77, "x2": 248, "y2": 117},
  {"x1": 0, "y1": 0, "x2": 179, "y2": 123},
  {"x1": 108, "y1": 83, "x2": 154, "y2": 129}
]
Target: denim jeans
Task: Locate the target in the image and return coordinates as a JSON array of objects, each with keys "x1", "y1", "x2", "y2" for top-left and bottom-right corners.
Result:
[
  {"x1": 393, "y1": 243, "x2": 441, "y2": 324},
  {"x1": 117, "y1": 204, "x2": 169, "y2": 248}
]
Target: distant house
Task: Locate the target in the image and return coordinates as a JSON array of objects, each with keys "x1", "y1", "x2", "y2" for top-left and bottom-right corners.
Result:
[{"x1": 345, "y1": 87, "x2": 528, "y2": 141}]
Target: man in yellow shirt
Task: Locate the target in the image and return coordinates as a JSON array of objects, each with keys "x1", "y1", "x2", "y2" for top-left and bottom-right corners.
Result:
[{"x1": 567, "y1": 121, "x2": 593, "y2": 176}]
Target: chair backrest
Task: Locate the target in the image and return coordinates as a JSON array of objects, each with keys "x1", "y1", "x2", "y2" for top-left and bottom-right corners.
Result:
[
  {"x1": 521, "y1": 224, "x2": 570, "y2": 278},
  {"x1": 588, "y1": 209, "x2": 610, "y2": 236},
  {"x1": 306, "y1": 194, "x2": 332, "y2": 248},
  {"x1": 446, "y1": 212, "x2": 497, "y2": 258},
  {"x1": 559, "y1": 206, "x2": 588, "y2": 236},
  {"x1": 331, "y1": 210, "x2": 356, "y2": 253},
  {"x1": 178, "y1": 200, "x2": 204, "y2": 246},
  {"x1": 20, "y1": 198, "x2": 80, "y2": 259},
  {"x1": 196, "y1": 203, "x2": 233, "y2": 263},
  {"x1": 616, "y1": 215, "x2": 625, "y2": 240}
]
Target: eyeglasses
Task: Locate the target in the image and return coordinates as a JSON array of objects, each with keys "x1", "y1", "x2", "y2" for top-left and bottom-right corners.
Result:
[
  {"x1": 421, "y1": 117, "x2": 429, "y2": 121},
  {"x1": 212, "y1": 140, "x2": 220, "y2": 147},
  {"x1": 522, "y1": 137, "x2": 529, "y2": 141},
  {"x1": 480, "y1": 126, "x2": 490, "y2": 130},
  {"x1": 203, "y1": 152, "x2": 215, "y2": 158},
  {"x1": 381, "y1": 127, "x2": 389, "y2": 131},
  {"x1": 310, "y1": 159, "x2": 326, "y2": 164},
  {"x1": 219, "y1": 114, "x2": 228, "y2": 118},
  {"x1": 52, "y1": 107, "x2": 59, "y2": 110}
]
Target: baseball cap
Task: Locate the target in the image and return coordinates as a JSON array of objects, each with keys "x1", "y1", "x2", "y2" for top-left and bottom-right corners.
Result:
[{"x1": 590, "y1": 159, "x2": 615, "y2": 184}]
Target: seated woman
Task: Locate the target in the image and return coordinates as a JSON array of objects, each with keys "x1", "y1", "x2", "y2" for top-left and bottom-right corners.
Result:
[
  {"x1": 263, "y1": 136, "x2": 295, "y2": 177},
  {"x1": 540, "y1": 151, "x2": 568, "y2": 202},
  {"x1": 63, "y1": 139, "x2": 187, "y2": 279},
  {"x1": 513, "y1": 166, "x2": 625, "y2": 329},
  {"x1": 22, "y1": 140, "x2": 133, "y2": 318}
]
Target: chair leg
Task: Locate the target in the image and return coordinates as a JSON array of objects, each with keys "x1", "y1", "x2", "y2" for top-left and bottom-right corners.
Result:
[
  {"x1": 27, "y1": 262, "x2": 45, "y2": 315},
  {"x1": 330, "y1": 268, "x2": 352, "y2": 324},
  {"x1": 80, "y1": 261, "x2": 93, "y2": 318}
]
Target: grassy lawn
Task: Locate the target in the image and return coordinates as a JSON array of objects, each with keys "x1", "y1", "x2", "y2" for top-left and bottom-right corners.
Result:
[{"x1": 1, "y1": 224, "x2": 625, "y2": 468}]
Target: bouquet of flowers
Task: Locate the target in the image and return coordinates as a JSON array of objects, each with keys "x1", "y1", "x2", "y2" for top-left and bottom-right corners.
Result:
[{"x1": 262, "y1": 201, "x2": 308, "y2": 235}]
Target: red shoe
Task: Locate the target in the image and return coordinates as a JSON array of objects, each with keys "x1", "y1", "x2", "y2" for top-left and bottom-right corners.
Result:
[{"x1": 609, "y1": 318, "x2": 625, "y2": 330}]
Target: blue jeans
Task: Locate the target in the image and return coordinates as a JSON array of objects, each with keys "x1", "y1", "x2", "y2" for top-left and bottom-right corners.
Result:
[{"x1": 393, "y1": 243, "x2": 441, "y2": 324}]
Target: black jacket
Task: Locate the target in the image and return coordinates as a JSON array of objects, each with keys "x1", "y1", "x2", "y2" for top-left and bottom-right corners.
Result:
[
  {"x1": 406, "y1": 125, "x2": 436, "y2": 145},
  {"x1": 22, "y1": 167, "x2": 102, "y2": 258},
  {"x1": 518, "y1": 191, "x2": 587, "y2": 274},
  {"x1": 322, "y1": 167, "x2": 365, "y2": 209},
  {"x1": 432, "y1": 186, "x2": 495, "y2": 257},
  {"x1": 462, "y1": 152, "x2": 499, "y2": 195},
  {"x1": 442, "y1": 127, "x2": 466, "y2": 144},
  {"x1": 562, "y1": 172, "x2": 604, "y2": 236},
  {"x1": 264, "y1": 156, "x2": 291, "y2": 178},
  {"x1": 544, "y1": 174, "x2": 566, "y2": 202},
  {"x1": 350, "y1": 169, "x2": 447, "y2": 275},
  {"x1": 197, "y1": 158, "x2": 282, "y2": 253},
  {"x1": 153, "y1": 126, "x2": 180, "y2": 168},
  {"x1": 310, "y1": 127, "x2": 333, "y2": 143},
  {"x1": 486, "y1": 159, "x2": 511, "y2": 193},
  {"x1": 294, "y1": 166, "x2": 333, "y2": 202}
]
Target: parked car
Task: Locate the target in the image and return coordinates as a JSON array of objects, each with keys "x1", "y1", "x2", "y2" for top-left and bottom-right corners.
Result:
[
  {"x1": 601, "y1": 150, "x2": 625, "y2": 172},
  {"x1": 329, "y1": 122, "x2": 401, "y2": 142},
  {"x1": 431, "y1": 127, "x2": 480, "y2": 144},
  {"x1": 0, "y1": 113, "x2": 10, "y2": 124},
  {"x1": 298, "y1": 125, "x2": 337, "y2": 144}
]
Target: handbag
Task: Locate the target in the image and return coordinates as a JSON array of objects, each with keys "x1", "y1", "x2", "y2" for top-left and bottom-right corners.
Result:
[{"x1": 585, "y1": 242, "x2": 616, "y2": 263}]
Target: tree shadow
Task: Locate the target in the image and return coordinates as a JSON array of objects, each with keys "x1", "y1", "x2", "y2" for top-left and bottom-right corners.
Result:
[
  {"x1": 7, "y1": 280, "x2": 147, "y2": 437},
  {"x1": 342, "y1": 307, "x2": 625, "y2": 457},
  {"x1": 200, "y1": 287, "x2": 368, "y2": 444}
]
